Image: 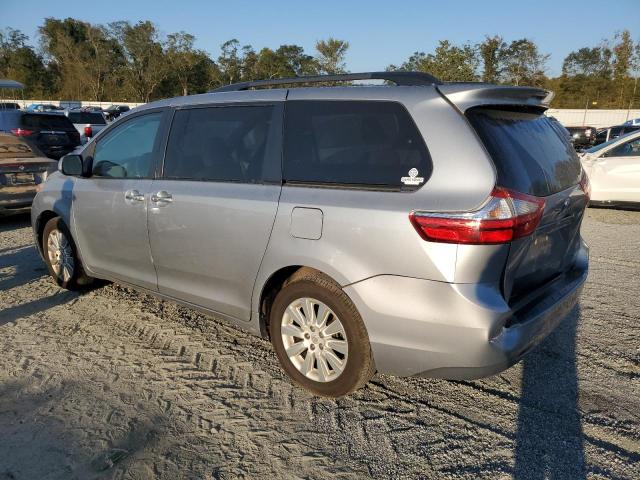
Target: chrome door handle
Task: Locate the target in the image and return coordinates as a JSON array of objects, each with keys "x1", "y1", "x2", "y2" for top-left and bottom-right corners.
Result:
[
  {"x1": 151, "y1": 190, "x2": 173, "y2": 205},
  {"x1": 124, "y1": 189, "x2": 145, "y2": 202}
]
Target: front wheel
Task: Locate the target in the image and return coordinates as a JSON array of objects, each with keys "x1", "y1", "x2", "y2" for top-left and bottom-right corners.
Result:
[
  {"x1": 269, "y1": 269, "x2": 375, "y2": 397},
  {"x1": 42, "y1": 217, "x2": 93, "y2": 290}
]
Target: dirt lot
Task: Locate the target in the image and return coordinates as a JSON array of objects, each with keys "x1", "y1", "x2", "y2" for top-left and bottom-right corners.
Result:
[{"x1": 0, "y1": 209, "x2": 638, "y2": 480}]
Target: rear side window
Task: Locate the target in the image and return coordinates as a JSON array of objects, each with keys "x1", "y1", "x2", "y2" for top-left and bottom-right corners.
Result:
[
  {"x1": 163, "y1": 105, "x2": 280, "y2": 183},
  {"x1": 466, "y1": 108, "x2": 581, "y2": 196},
  {"x1": 67, "y1": 112, "x2": 106, "y2": 125},
  {"x1": 21, "y1": 113, "x2": 75, "y2": 130},
  {"x1": 283, "y1": 101, "x2": 431, "y2": 190}
]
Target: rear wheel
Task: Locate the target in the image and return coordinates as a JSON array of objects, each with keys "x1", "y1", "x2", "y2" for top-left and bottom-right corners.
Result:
[
  {"x1": 269, "y1": 269, "x2": 375, "y2": 397},
  {"x1": 42, "y1": 217, "x2": 93, "y2": 290}
]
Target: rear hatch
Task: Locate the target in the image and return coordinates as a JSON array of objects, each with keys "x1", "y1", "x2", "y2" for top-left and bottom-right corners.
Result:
[
  {"x1": 465, "y1": 106, "x2": 587, "y2": 304},
  {"x1": 21, "y1": 113, "x2": 81, "y2": 158}
]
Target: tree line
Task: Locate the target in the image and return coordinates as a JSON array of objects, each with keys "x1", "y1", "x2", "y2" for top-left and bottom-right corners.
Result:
[{"x1": 0, "y1": 17, "x2": 638, "y2": 109}]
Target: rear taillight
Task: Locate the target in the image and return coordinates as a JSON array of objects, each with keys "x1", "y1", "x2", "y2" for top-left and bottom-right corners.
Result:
[
  {"x1": 10, "y1": 128, "x2": 34, "y2": 136},
  {"x1": 579, "y1": 170, "x2": 591, "y2": 200},
  {"x1": 84, "y1": 125, "x2": 93, "y2": 137},
  {"x1": 409, "y1": 187, "x2": 545, "y2": 245}
]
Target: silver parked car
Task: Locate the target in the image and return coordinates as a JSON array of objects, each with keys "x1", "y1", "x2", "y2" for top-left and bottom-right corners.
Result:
[{"x1": 31, "y1": 72, "x2": 590, "y2": 397}]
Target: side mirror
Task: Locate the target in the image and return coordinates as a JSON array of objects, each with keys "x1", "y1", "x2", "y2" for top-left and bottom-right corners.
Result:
[{"x1": 59, "y1": 154, "x2": 83, "y2": 176}]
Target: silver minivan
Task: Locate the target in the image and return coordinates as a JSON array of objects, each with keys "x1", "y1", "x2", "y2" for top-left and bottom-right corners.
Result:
[{"x1": 31, "y1": 72, "x2": 590, "y2": 397}]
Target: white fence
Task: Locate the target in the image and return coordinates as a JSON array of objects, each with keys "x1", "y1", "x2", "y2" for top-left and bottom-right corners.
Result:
[
  {"x1": 3, "y1": 98, "x2": 639, "y2": 129},
  {"x1": 546, "y1": 109, "x2": 640, "y2": 128}
]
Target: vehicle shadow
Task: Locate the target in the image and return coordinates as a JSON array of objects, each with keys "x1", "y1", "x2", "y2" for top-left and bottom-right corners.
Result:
[{"x1": 514, "y1": 305, "x2": 586, "y2": 480}]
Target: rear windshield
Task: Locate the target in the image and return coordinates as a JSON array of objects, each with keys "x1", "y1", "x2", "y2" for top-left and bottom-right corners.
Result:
[
  {"x1": 21, "y1": 113, "x2": 75, "y2": 130},
  {"x1": 466, "y1": 108, "x2": 581, "y2": 196},
  {"x1": 67, "y1": 112, "x2": 106, "y2": 125},
  {"x1": 283, "y1": 101, "x2": 432, "y2": 190}
]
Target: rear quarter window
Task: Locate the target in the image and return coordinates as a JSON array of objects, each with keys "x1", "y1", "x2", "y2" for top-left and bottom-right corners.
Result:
[
  {"x1": 283, "y1": 101, "x2": 432, "y2": 190},
  {"x1": 22, "y1": 113, "x2": 75, "y2": 131},
  {"x1": 466, "y1": 107, "x2": 582, "y2": 196}
]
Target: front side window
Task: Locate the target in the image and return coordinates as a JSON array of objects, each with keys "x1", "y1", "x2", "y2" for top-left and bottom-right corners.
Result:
[
  {"x1": 283, "y1": 101, "x2": 432, "y2": 190},
  {"x1": 163, "y1": 105, "x2": 279, "y2": 183},
  {"x1": 606, "y1": 137, "x2": 640, "y2": 158},
  {"x1": 92, "y1": 112, "x2": 162, "y2": 178}
]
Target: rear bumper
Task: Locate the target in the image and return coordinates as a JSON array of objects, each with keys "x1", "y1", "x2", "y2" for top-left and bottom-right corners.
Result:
[
  {"x1": 344, "y1": 241, "x2": 589, "y2": 379},
  {"x1": 0, "y1": 185, "x2": 37, "y2": 215}
]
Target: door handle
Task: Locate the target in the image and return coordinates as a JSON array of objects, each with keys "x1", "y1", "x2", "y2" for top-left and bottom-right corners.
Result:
[
  {"x1": 151, "y1": 190, "x2": 173, "y2": 205},
  {"x1": 124, "y1": 189, "x2": 145, "y2": 202}
]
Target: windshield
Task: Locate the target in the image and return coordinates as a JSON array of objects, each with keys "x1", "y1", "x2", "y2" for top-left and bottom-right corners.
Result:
[{"x1": 584, "y1": 131, "x2": 640, "y2": 154}]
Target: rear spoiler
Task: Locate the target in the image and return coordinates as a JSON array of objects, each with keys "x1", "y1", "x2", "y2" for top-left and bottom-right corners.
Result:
[{"x1": 436, "y1": 83, "x2": 553, "y2": 113}]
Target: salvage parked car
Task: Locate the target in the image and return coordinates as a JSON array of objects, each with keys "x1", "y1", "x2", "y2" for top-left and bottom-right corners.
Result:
[
  {"x1": 0, "y1": 133, "x2": 57, "y2": 215},
  {"x1": 64, "y1": 109, "x2": 108, "y2": 144},
  {"x1": 566, "y1": 125, "x2": 597, "y2": 150},
  {"x1": 103, "y1": 104, "x2": 130, "y2": 121},
  {"x1": 0, "y1": 102, "x2": 20, "y2": 110},
  {"x1": 594, "y1": 124, "x2": 640, "y2": 145},
  {"x1": 0, "y1": 110, "x2": 81, "y2": 159},
  {"x1": 581, "y1": 130, "x2": 640, "y2": 207},
  {"x1": 31, "y1": 72, "x2": 590, "y2": 397}
]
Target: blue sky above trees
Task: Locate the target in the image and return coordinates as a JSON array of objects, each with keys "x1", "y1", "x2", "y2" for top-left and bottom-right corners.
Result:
[{"x1": 2, "y1": 0, "x2": 639, "y2": 77}]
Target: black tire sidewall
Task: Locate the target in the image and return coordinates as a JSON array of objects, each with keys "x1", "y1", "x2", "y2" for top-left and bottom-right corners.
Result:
[
  {"x1": 270, "y1": 279, "x2": 371, "y2": 397},
  {"x1": 42, "y1": 217, "x2": 81, "y2": 290}
]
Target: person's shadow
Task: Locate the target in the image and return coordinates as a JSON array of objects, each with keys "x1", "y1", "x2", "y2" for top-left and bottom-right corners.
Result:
[{"x1": 514, "y1": 305, "x2": 586, "y2": 479}]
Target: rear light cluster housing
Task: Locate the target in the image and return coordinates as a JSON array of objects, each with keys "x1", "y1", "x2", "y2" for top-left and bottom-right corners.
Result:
[
  {"x1": 10, "y1": 128, "x2": 34, "y2": 136},
  {"x1": 84, "y1": 125, "x2": 93, "y2": 138},
  {"x1": 410, "y1": 187, "x2": 546, "y2": 245}
]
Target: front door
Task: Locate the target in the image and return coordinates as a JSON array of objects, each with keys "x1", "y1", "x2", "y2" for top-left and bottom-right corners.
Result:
[
  {"x1": 588, "y1": 136, "x2": 640, "y2": 203},
  {"x1": 73, "y1": 110, "x2": 166, "y2": 290},
  {"x1": 147, "y1": 103, "x2": 283, "y2": 320}
]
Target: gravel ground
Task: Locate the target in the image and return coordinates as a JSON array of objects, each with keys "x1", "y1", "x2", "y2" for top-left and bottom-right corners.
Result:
[{"x1": 0, "y1": 208, "x2": 638, "y2": 480}]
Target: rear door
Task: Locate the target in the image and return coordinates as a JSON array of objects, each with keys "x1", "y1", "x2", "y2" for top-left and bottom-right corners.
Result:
[
  {"x1": 73, "y1": 109, "x2": 168, "y2": 290},
  {"x1": 466, "y1": 107, "x2": 587, "y2": 302},
  {"x1": 147, "y1": 103, "x2": 283, "y2": 321}
]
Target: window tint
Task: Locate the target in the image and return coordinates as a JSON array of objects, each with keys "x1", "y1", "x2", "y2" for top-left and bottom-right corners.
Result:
[
  {"x1": 163, "y1": 105, "x2": 279, "y2": 183},
  {"x1": 92, "y1": 112, "x2": 162, "y2": 178},
  {"x1": 606, "y1": 137, "x2": 640, "y2": 157},
  {"x1": 466, "y1": 108, "x2": 582, "y2": 196},
  {"x1": 283, "y1": 101, "x2": 431, "y2": 190},
  {"x1": 67, "y1": 112, "x2": 106, "y2": 125},
  {"x1": 21, "y1": 113, "x2": 74, "y2": 130}
]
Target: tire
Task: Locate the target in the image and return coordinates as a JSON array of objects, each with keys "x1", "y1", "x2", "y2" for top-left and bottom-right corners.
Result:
[
  {"x1": 269, "y1": 268, "x2": 375, "y2": 397},
  {"x1": 42, "y1": 217, "x2": 93, "y2": 290}
]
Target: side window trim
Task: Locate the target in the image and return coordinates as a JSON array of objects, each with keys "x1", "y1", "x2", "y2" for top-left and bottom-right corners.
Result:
[
  {"x1": 159, "y1": 102, "x2": 284, "y2": 185},
  {"x1": 90, "y1": 108, "x2": 170, "y2": 180}
]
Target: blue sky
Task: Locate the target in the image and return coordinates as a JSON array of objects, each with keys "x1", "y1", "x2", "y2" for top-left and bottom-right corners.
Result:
[{"x1": 2, "y1": 0, "x2": 639, "y2": 76}]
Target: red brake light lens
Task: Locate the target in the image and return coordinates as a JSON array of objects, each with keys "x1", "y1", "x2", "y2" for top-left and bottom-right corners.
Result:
[
  {"x1": 84, "y1": 125, "x2": 93, "y2": 137},
  {"x1": 409, "y1": 187, "x2": 545, "y2": 245},
  {"x1": 10, "y1": 128, "x2": 34, "y2": 136}
]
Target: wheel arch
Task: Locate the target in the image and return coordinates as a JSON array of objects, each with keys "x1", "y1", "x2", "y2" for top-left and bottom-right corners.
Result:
[{"x1": 258, "y1": 265, "x2": 345, "y2": 339}]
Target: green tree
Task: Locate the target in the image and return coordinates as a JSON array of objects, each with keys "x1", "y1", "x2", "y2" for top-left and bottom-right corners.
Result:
[
  {"x1": 0, "y1": 28, "x2": 53, "y2": 97},
  {"x1": 110, "y1": 21, "x2": 171, "y2": 102},
  {"x1": 315, "y1": 38, "x2": 349, "y2": 74},
  {"x1": 479, "y1": 35, "x2": 506, "y2": 83},
  {"x1": 389, "y1": 40, "x2": 478, "y2": 82},
  {"x1": 39, "y1": 18, "x2": 124, "y2": 101},
  {"x1": 501, "y1": 39, "x2": 549, "y2": 86},
  {"x1": 166, "y1": 32, "x2": 211, "y2": 96}
]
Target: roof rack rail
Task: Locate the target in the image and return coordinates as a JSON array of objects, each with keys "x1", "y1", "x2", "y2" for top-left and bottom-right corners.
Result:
[{"x1": 209, "y1": 71, "x2": 442, "y2": 93}]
